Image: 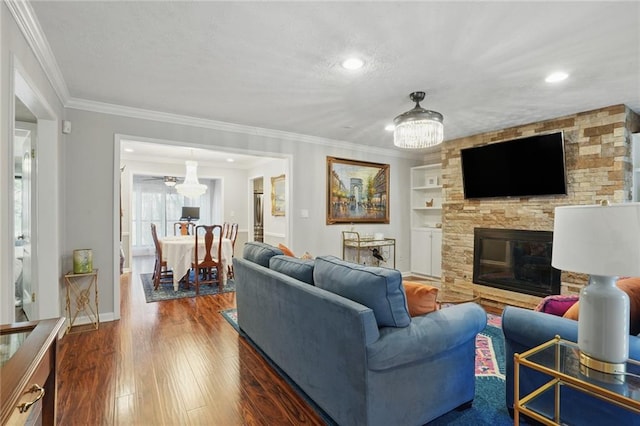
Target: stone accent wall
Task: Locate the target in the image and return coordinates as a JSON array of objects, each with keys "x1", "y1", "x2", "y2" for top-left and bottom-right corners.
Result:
[{"x1": 441, "y1": 105, "x2": 640, "y2": 311}]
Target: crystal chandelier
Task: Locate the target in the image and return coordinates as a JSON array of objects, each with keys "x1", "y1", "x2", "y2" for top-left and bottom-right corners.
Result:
[
  {"x1": 393, "y1": 91, "x2": 444, "y2": 149},
  {"x1": 175, "y1": 161, "x2": 207, "y2": 199}
]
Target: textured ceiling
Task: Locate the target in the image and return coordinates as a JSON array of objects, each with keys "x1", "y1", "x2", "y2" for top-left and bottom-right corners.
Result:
[{"x1": 29, "y1": 1, "x2": 640, "y2": 152}]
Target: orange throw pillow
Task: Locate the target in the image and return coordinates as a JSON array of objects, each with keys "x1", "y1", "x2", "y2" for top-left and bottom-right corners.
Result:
[
  {"x1": 562, "y1": 277, "x2": 640, "y2": 335},
  {"x1": 278, "y1": 243, "x2": 295, "y2": 257},
  {"x1": 403, "y1": 281, "x2": 439, "y2": 317}
]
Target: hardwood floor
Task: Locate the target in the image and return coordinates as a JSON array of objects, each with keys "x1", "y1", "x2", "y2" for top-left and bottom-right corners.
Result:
[{"x1": 56, "y1": 256, "x2": 325, "y2": 425}]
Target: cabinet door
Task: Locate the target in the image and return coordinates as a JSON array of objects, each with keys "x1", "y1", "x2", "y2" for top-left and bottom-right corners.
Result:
[
  {"x1": 430, "y1": 230, "x2": 443, "y2": 278},
  {"x1": 411, "y1": 229, "x2": 431, "y2": 275}
]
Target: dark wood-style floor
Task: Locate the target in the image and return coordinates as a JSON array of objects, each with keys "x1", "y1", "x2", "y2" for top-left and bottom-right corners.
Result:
[{"x1": 56, "y1": 256, "x2": 325, "y2": 425}]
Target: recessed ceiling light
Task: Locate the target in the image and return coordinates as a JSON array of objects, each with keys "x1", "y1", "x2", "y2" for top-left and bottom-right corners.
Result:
[
  {"x1": 124, "y1": 148, "x2": 134, "y2": 153},
  {"x1": 545, "y1": 71, "x2": 569, "y2": 83},
  {"x1": 385, "y1": 124, "x2": 395, "y2": 131},
  {"x1": 226, "y1": 158, "x2": 235, "y2": 163},
  {"x1": 342, "y1": 57, "x2": 364, "y2": 70}
]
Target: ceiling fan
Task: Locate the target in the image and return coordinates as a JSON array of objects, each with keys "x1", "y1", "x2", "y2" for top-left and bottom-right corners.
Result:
[{"x1": 140, "y1": 175, "x2": 179, "y2": 187}]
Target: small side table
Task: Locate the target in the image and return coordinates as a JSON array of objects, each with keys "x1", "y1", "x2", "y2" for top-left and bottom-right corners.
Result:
[
  {"x1": 436, "y1": 287, "x2": 480, "y2": 308},
  {"x1": 63, "y1": 269, "x2": 99, "y2": 333}
]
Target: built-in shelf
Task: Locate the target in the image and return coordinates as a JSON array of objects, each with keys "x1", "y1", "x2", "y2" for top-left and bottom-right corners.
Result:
[{"x1": 410, "y1": 164, "x2": 443, "y2": 277}]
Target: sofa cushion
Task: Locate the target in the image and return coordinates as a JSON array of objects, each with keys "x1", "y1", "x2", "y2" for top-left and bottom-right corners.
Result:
[
  {"x1": 313, "y1": 256, "x2": 410, "y2": 328},
  {"x1": 269, "y1": 255, "x2": 315, "y2": 285},
  {"x1": 242, "y1": 242, "x2": 283, "y2": 268},
  {"x1": 403, "y1": 281, "x2": 439, "y2": 317},
  {"x1": 562, "y1": 277, "x2": 640, "y2": 335}
]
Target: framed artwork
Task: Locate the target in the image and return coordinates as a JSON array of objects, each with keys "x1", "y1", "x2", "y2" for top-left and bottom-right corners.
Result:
[
  {"x1": 271, "y1": 174, "x2": 285, "y2": 216},
  {"x1": 326, "y1": 156, "x2": 389, "y2": 224}
]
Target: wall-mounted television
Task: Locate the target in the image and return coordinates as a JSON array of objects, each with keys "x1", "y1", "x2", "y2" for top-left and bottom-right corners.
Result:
[
  {"x1": 460, "y1": 131, "x2": 567, "y2": 199},
  {"x1": 180, "y1": 206, "x2": 200, "y2": 221}
]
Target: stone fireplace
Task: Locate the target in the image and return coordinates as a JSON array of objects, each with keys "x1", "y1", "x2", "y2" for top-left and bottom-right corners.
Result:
[
  {"x1": 439, "y1": 105, "x2": 640, "y2": 311},
  {"x1": 473, "y1": 228, "x2": 560, "y2": 297}
]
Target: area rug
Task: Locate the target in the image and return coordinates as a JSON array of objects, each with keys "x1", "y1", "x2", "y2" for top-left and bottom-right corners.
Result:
[
  {"x1": 140, "y1": 272, "x2": 235, "y2": 303},
  {"x1": 219, "y1": 309, "x2": 514, "y2": 425}
]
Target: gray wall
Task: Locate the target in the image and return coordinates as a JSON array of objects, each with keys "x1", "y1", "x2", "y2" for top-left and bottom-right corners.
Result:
[{"x1": 64, "y1": 108, "x2": 423, "y2": 320}]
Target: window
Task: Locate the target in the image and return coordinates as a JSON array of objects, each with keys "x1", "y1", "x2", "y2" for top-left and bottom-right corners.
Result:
[{"x1": 131, "y1": 175, "x2": 219, "y2": 253}]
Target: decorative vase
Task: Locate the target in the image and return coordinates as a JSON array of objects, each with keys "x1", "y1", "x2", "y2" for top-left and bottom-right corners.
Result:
[{"x1": 73, "y1": 249, "x2": 93, "y2": 274}]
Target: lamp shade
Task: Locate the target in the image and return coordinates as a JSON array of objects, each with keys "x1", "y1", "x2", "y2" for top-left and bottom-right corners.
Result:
[
  {"x1": 552, "y1": 203, "x2": 640, "y2": 276},
  {"x1": 175, "y1": 161, "x2": 207, "y2": 199}
]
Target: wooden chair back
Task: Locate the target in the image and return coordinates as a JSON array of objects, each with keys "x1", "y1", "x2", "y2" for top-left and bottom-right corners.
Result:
[
  {"x1": 191, "y1": 224, "x2": 223, "y2": 294},
  {"x1": 151, "y1": 223, "x2": 172, "y2": 289},
  {"x1": 174, "y1": 221, "x2": 195, "y2": 236}
]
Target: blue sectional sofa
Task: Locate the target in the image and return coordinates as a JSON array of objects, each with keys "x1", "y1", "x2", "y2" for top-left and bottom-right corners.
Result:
[
  {"x1": 502, "y1": 306, "x2": 640, "y2": 425},
  {"x1": 234, "y1": 242, "x2": 487, "y2": 426}
]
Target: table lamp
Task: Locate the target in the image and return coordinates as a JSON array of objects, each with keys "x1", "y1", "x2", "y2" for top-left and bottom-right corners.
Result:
[{"x1": 552, "y1": 202, "x2": 640, "y2": 374}]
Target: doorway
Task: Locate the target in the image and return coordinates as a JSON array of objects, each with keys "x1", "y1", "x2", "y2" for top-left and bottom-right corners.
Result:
[
  {"x1": 13, "y1": 107, "x2": 36, "y2": 321},
  {"x1": 252, "y1": 177, "x2": 264, "y2": 242}
]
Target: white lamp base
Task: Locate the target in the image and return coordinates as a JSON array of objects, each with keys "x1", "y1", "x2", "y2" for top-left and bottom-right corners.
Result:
[{"x1": 578, "y1": 275, "x2": 629, "y2": 374}]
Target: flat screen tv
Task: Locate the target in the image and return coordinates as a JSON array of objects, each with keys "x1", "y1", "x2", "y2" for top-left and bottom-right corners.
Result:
[
  {"x1": 180, "y1": 206, "x2": 200, "y2": 221},
  {"x1": 460, "y1": 131, "x2": 567, "y2": 199}
]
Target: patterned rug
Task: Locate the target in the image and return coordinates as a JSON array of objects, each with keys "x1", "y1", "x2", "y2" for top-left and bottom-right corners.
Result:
[
  {"x1": 140, "y1": 272, "x2": 235, "y2": 303},
  {"x1": 220, "y1": 309, "x2": 513, "y2": 425}
]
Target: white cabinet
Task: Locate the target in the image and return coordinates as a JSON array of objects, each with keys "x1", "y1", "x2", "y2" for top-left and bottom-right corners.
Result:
[
  {"x1": 411, "y1": 228, "x2": 442, "y2": 277},
  {"x1": 410, "y1": 164, "x2": 442, "y2": 277}
]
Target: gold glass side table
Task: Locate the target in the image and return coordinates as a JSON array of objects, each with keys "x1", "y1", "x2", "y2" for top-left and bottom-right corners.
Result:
[
  {"x1": 514, "y1": 335, "x2": 640, "y2": 425},
  {"x1": 63, "y1": 269, "x2": 99, "y2": 333}
]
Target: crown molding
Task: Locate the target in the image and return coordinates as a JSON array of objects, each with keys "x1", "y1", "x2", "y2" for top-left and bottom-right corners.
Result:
[
  {"x1": 8, "y1": 0, "x2": 419, "y2": 160},
  {"x1": 67, "y1": 97, "x2": 416, "y2": 159},
  {"x1": 5, "y1": 0, "x2": 70, "y2": 105}
]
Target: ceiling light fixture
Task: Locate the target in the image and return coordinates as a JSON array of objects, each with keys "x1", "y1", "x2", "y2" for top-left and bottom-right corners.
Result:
[
  {"x1": 545, "y1": 71, "x2": 569, "y2": 83},
  {"x1": 164, "y1": 176, "x2": 177, "y2": 187},
  {"x1": 393, "y1": 91, "x2": 444, "y2": 149},
  {"x1": 342, "y1": 57, "x2": 364, "y2": 70},
  {"x1": 384, "y1": 124, "x2": 395, "y2": 132},
  {"x1": 175, "y1": 160, "x2": 207, "y2": 199}
]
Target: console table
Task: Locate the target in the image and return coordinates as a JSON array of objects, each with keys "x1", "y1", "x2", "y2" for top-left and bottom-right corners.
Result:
[
  {"x1": 63, "y1": 269, "x2": 99, "y2": 333},
  {"x1": 0, "y1": 317, "x2": 65, "y2": 425}
]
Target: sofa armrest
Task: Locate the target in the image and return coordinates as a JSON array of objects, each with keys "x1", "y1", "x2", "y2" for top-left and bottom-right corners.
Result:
[
  {"x1": 366, "y1": 303, "x2": 487, "y2": 371},
  {"x1": 502, "y1": 306, "x2": 640, "y2": 359}
]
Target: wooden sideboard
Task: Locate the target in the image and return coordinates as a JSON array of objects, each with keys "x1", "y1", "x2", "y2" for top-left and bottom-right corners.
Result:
[{"x1": 0, "y1": 317, "x2": 65, "y2": 426}]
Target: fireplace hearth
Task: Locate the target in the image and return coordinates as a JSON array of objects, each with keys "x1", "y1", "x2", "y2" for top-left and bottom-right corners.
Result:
[{"x1": 473, "y1": 228, "x2": 560, "y2": 297}]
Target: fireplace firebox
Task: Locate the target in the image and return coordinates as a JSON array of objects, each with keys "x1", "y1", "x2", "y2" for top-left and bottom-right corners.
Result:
[{"x1": 473, "y1": 228, "x2": 561, "y2": 297}]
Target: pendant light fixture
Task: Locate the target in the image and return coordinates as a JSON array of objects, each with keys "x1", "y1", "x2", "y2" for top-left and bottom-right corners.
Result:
[
  {"x1": 164, "y1": 176, "x2": 177, "y2": 187},
  {"x1": 175, "y1": 160, "x2": 207, "y2": 199},
  {"x1": 393, "y1": 91, "x2": 444, "y2": 149}
]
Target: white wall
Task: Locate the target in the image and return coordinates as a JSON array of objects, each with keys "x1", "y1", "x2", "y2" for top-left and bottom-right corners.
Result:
[{"x1": 1, "y1": 2, "x2": 64, "y2": 323}]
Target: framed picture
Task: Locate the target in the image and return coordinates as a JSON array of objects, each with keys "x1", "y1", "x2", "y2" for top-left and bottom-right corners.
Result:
[
  {"x1": 326, "y1": 156, "x2": 389, "y2": 224},
  {"x1": 271, "y1": 174, "x2": 285, "y2": 216}
]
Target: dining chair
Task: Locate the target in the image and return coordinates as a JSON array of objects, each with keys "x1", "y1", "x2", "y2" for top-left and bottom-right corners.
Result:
[
  {"x1": 227, "y1": 223, "x2": 239, "y2": 279},
  {"x1": 189, "y1": 224, "x2": 223, "y2": 294},
  {"x1": 151, "y1": 223, "x2": 173, "y2": 289},
  {"x1": 221, "y1": 222, "x2": 231, "y2": 239},
  {"x1": 174, "y1": 221, "x2": 195, "y2": 236}
]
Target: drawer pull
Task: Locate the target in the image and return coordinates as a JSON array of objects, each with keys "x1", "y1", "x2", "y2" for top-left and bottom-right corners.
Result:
[{"x1": 17, "y1": 384, "x2": 45, "y2": 413}]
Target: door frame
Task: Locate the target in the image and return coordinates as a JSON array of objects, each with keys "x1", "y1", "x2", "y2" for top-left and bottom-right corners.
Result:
[{"x1": 4, "y1": 56, "x2": 60, "y2": 323}]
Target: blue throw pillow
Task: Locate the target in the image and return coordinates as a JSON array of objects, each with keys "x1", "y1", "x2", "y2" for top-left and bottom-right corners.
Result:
[
  {"x1": 313, "y1": 256, "x2": 410, "y2": 328},
  {"x1": 269, "y1": 255, "x2": 315, "y2": 285},
  {"x1": 242, "y1": 242, "x2": 283, "y2": 267}
]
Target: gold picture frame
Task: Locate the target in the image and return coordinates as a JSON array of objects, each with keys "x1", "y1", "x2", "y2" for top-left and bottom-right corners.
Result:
[
  {"x1": 327, "y1": 156, "x2": 389, "y2": 224},
  {"x1": 271, "y1": 174, "x2": 285, "y2": 216}
]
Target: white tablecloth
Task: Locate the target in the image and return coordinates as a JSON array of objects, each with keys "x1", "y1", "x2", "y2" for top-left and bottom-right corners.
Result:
[{"x1": 159, "y1": 235, "x2": 233, "y2": 290}]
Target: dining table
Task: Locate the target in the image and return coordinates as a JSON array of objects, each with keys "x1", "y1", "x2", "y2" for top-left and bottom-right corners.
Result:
[{"x1": 159, "y1": 235, "x2": 234, "y2": 291}]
